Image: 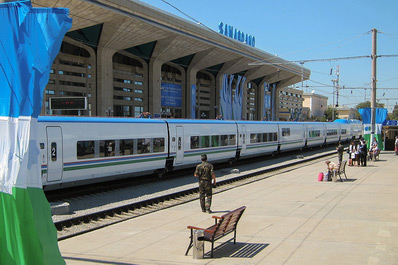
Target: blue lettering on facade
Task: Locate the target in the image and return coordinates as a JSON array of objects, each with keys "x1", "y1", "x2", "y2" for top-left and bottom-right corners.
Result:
[
  {"x1": 218, "y1": 22, "x2": 224, "y2": 34},
  {"x1": 218, "y1": 21, "x2": 255, "y2": 47}
]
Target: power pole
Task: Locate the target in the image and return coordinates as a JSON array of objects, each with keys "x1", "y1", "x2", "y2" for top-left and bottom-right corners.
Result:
[
  {"x1": 371, "y1": 28, "x2": 377, "y2": 141},
  {"x1": 336, "y1": 65, "x2": 340, "y2": 107},
  {"x1": 331, "y1": 65, "x2": 340, "y2": 121}
]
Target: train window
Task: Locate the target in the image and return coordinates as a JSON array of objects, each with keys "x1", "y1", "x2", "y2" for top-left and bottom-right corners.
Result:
[
  {"x1": 178, "y1": 137, "x2": 182, "y2": 150},
  {"x1": 100, "y1": 140, "x2": 115, "y2": 157},
  {"x1": 327, "y1": 129, "x2": 337, "y2": 136},
  {"x1": 309, "y1": 130, "x2": 320, "y2": 138},
  {"x1": 250, "y1": 134, "x2": 257, "y2": 143},
  {"x1": 271, "y1": 133, "x2": 278, "y2": 141},
  {"x1": 221, "y1": 135, "x2": 228, "y2": 146},
  {"x1": 282, "y1": 128, "x2": 290, "y2": 137},
  {"x1": 200, "y1": 136, "x2": 210, "y2": 148},
  {"x1": 228, "y1": 135, "x2": 236, "y2": 145},
  {"x1": 153, "y1": 138, "x2": 165, "y2": 152},
  {"x1": 190, "y1": 136, "x2": 199, "y2": 149},
  {"x1": 262, "y1": 133, "x2": 268, "y2": 142},
  {"x1": 50, "y1": 142, "x2": 57, "y2": 161},
  {"x1": 341, "y1": 129, "x2": 347, "y2": 135},
  {"x1": 120, "y1": 139, "x2": 134, "y2": 155},
  {"x1": 211, "y1": 136, "x2": 220, "y2": 147},
  {"x1": 77, "y1": 141, "x2": 94, "y2": 159},
  {"x1": 137, "y1": 138, "x2": 151, "y2": 154}
]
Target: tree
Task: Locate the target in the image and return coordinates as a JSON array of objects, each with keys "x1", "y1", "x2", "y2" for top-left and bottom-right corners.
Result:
[
  {"x1": 324, "y1": 106, "x2": 338, "y2": 121},
  {"x1": 355, "y1": 101, "x2": 385, "y2": 109},
  {"x1": 387, "y1": 105, "x2": 398, "y2": 120},
  {"x1": 354, "y1": 101, "x2": 385, "y2": 120}
]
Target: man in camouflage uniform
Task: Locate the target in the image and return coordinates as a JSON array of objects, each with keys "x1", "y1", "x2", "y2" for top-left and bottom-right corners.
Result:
[{"x1": 194, "y1": 154, "x2": 216, "y2": 213}]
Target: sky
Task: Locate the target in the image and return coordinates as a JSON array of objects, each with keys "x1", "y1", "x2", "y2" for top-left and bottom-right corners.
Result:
[{"x1": 140, "y1": 0, "x2": 398, "y2": 113}]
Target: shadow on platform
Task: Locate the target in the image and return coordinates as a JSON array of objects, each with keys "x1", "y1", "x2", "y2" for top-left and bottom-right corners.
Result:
[
  {"x1": 64, "y1": 256, "x2": 135, "y2": 265},
  {"x1": 205, "y1": 240, "x2": 269, "y2": 258}
]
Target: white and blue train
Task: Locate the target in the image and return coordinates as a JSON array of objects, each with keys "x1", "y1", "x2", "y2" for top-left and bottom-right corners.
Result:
[{"x1": 38, "y1": 116, "x2": 362, "y2": 190}]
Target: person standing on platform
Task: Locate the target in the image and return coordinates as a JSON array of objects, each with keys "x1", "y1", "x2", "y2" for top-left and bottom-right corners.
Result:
[
  {"x1": 194, "y1": 154, "x2": 216, "y2": 213},
  {"x1": 359, "y1": 139, "x2": 367, "y2": 166},
  {"x1": 348, "y1": 140, "x2": 355, "y2": 166},
  {"x1": 336, "y1": 141, "x2": 344, "y2": 165}
]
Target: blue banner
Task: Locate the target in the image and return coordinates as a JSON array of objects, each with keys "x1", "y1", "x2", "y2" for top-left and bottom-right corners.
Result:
[
  {"x1": 233, "y1": 76, "x2": 245, "y2": 120},
  {"x1": 264, "y1": 95, "x2": 271, "y2": 109},
  {"x1": 161, "y1": 83, "x2": 182, "y2": 107},
  {"x1": 0, "y1": 1, "x2": 72, "y2": 118},
  {"x1": 191, "y1": 85, "x2": 196, "y2": 119},
  {"x1": 220, "y1": 74, "x2": 233, "y2": 120},
  {"x1": 358, "y1": 108, "x2": 388, "y2": 124}
]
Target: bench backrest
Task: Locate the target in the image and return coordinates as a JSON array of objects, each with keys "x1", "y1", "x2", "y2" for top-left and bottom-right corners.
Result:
[
  {"x1": 212, "y1": 206, "x2": 246, "y2": 239},
  {"x1": 339, "y1": 160, "x2": 347, "y2": 173}
]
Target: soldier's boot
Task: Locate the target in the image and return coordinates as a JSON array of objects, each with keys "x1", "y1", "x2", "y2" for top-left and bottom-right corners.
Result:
[{"x1": 205, "y1": 196, "x2": 212, "y2": 213}]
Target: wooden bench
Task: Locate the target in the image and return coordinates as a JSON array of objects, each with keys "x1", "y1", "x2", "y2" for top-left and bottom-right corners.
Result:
[
  {"x1": 185, "y1": 206, "x2": 246, "y2": 258},
  {"x1": 336, "y1": 160, "x2": 347, "y2": 181}
]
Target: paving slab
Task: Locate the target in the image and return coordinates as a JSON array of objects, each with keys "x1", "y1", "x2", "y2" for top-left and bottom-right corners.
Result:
[{"x1": 59, "y1": 151, "x2": 398, "y2": 265}]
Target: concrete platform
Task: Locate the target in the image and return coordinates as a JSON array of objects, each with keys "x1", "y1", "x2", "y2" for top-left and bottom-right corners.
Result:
[{"x1": 59, "y1": 151, "x2": 398, "y2": 265}]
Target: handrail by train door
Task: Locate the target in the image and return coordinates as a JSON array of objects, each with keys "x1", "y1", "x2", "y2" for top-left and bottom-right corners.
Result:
[
  {"x1": 175, "y1": 126, "x2": 184, "y2": 164},
  {"x1": 240, "y1": 125, "x2": 247, "y2": 156}
]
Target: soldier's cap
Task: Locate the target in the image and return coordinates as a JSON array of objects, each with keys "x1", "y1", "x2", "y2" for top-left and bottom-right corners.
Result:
[{"x1": 201, "y1": 154, "x2": 207, "y2": 161}]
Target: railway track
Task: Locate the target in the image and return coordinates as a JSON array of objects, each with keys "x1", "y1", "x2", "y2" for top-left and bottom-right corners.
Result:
[{"x1": 55, "y1": 147, "x2": 338, "y2": 241}]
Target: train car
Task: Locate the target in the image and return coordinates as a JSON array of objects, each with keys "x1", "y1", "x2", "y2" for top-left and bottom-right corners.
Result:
[
  {"x1": 164, "y1": 119, "x2": 239, "y2": 168},
  {"x1": 37, "y1": 115, "x2": 363, "y2": 190},
  {"x1": 339, "y1": 123, "x2": 351, "y2": 142},
  {"x1": 325, "y1": 122, "x2": 341, "y2": 145},
  {"x1": 236, "y1": 121, "x2": 279, "y2": 158},
  {"x1": 38, "y1": 116, "x2": 169, "y2": 190},
  {"x1": 350, "y1": 121, "x2": 363, "y2": 139},
  {"x1": 277, "y1": 122, "x2": 306, "y2": 152},
  {"x1": 333, "y1": 119, "x2": 355, "y2": 143},
  {"x1": 305, "y1": 122, "x2": 326, "y2": 148}
]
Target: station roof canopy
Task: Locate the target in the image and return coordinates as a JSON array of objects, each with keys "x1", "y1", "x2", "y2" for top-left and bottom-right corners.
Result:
[{"x1": 32, "y1": 0, "x2": 310, "y2": 87}]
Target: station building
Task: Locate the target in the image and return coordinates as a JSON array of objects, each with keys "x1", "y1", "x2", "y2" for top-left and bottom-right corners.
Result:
[
  {"x1": 278, "y1": 87, "x2": 304, "y2": 121},
  {"x1": 302, "y1": 92, "x2": 328, "y2": 120},
  {"x1": 32, "y1": 0, "x2": 310, "y2": 120}
]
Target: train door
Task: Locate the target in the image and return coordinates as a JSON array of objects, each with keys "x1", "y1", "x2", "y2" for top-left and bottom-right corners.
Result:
[
  {"x1": 175, "y1": 126, "x2": 184, "y2": 164},
  {"x1": 46, "y1": 127, "x2": 63, "y2": 182},
  {"x1": 240, "y1": 125, "x2": 247, "y2": 155}
]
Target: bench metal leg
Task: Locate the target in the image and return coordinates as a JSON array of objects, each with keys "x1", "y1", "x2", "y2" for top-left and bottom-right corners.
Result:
[
  {"x1": 337, "y1": 172, "x2": 343, "y2": 182},
  {"x1": 185, "y1": 230, "x2": 193, "y2": 255}
]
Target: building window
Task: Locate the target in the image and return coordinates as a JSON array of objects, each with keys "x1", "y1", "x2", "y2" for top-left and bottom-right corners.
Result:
[{"x1": 134, "y1": 106, "x2": 144, "y2": 117}]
